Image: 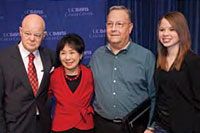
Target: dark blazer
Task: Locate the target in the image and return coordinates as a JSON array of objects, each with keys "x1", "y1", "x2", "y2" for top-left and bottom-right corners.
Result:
[
  {"x1": 153, "y1": 50, "x2": 200, "y2": 133},
  {"x1": 184, "y1": 51, "x2": 200, "y2": 133},
  {"x1": 0, "y1": 44, "x2": 57, "y2": 133}
]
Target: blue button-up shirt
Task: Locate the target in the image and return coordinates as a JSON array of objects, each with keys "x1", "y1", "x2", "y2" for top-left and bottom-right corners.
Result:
[{"x1": 89, "y1": 41, "x2": 156, "y2": 120}]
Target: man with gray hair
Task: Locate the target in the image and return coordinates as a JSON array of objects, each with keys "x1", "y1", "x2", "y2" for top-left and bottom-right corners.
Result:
[{"x1": 90, "y1": 6, "x2": 155, "y2": 133}]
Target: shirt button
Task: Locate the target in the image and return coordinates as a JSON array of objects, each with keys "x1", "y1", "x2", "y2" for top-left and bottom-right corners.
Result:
[
  {"x1": 114, "y1": 67, "x2": 117, "y2": 70},
  {"x1": 115, "y1": 56, "x2": 118, "y2": 59},
  {"x1": 113, "y1": 105, "x2": 116, "y2": 108},
  {"x1": 113, "y1": 80, "x2": 116, "y2": 83},
  {"x1": 113, "y1": 92, "x2": 116, "y2": 95}
]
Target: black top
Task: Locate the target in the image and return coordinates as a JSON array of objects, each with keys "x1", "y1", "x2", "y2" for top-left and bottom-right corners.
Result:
[
  {"x1": 65, "y1": 71, "x2": 82, "y2": 93},
  {"x1": 153, "y1": 50, "x2": 200, "y2": 132},
  {"x1": 155, "y1": 66, "x2": 191, "y2": 131}
]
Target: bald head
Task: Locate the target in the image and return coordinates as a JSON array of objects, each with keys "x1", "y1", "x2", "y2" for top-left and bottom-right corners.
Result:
[
  {"x1": 19, "y1": 14, "x2": 47, "y2": 52},
  {"x1": 22, "y1": 14, "x2": 46, "y2": 31}
]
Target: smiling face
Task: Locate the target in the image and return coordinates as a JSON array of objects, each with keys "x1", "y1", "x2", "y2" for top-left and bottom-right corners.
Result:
[
  {"x1": 106, "y1": 9, "x2": 133, "y2": 52},
  {"x1": 59, "y1": 44, "x2": 83, "y2": 75},
  {"x1": 158, "y1": 18, "x2": 180, "y2": 49},
  {"x1": 157, "y1": 11, "x2": 191, "y2": 71}
]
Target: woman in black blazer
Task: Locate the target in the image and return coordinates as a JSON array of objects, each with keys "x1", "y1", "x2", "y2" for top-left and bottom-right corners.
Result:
[{"x1": 148, "y1": 11, "x2": 200, "y2": 133}]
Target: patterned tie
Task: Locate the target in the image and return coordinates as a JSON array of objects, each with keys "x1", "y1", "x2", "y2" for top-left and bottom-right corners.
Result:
[{"x1": 28, "y1": 53, "x2": 38, "y2": 96}]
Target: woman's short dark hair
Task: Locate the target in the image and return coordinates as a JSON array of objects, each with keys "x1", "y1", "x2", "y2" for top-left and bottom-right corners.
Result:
[{"x1": 56, "y1": 33, "x2": 85, "y2": 65}]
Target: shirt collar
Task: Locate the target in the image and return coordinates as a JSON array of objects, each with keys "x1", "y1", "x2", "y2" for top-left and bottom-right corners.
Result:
[
  {"x1": 106, "y1": 41, "x2": 131, "y2": 55},
  {"x1": 18, "y1": 41, "x2": 39, "y2": 58}
]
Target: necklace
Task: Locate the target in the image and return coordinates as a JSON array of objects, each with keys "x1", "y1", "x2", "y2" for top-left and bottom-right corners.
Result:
[{"x1": 64, "y1": 66, "x2": 81, "y2": 81}]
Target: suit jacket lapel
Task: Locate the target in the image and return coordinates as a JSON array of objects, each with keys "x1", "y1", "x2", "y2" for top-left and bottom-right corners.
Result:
[
  {"x1": 36, "y1": 47, "x2": 52, "y2": 96},
  {"x1": 10, "y1": 45, "x2": 53, "y2": 97},
  {"x1": 10, "y1": 45, "x2": 34, "y2": 95}
]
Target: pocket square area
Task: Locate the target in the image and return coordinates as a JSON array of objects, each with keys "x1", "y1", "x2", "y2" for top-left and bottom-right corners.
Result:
[{"x1": 49, "y1": 66, "x2": 55, "y2": 73}]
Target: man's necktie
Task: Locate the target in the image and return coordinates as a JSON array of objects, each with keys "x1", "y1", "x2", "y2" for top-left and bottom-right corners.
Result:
[{"x1": 28, "y1": 53, "x2": 38, "y2": 96}]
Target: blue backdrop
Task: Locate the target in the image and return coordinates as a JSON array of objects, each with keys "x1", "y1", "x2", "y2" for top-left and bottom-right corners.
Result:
[
  {"x1": 107, "y1": 0, "x2": 200, "y2": 55},
  {"x1": 0, "y1": 0, "x2": 106, "y2": 65},
  {"x1": 1, "y1": 0, "x2": 200, "y2": 60},
  {"x1": 0, "y1": 0, "x2": 200, "y2": 120}
]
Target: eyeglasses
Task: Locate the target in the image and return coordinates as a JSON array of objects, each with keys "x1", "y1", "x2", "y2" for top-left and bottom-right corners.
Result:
[
  {"x1": 106, "y1": 21, "x2": 130, "y2": 29},
  {"x1": 23, "y1": 31, "x2": 43, "y2": 39}
]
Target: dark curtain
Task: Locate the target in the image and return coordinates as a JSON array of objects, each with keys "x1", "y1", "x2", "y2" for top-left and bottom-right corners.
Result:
[{"x1": 106, "y1": 0, "x2": 200, "y2": 55}]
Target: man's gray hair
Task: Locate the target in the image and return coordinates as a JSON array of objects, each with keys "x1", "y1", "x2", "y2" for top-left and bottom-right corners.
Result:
[{"x1": 108, "y1": 6, "x2": 132, "y2": 22}]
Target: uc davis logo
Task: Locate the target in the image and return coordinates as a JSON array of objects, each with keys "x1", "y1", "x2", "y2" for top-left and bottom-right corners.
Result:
[
  {"x1": 22, "y1": 9, "x2": 47, "y2": 18},
  {"x1": 65, "y1": 7, "x2": 93, "y2": 17},
  {"x1": 0, "y1": 32, "x2": 20, "y2": 42},
  {"x1": 89, "y1": 28, "x2": 106, "y2": 39},
  {"x1": 45, "y1": 31, "x2": 67, "y2": 40}
]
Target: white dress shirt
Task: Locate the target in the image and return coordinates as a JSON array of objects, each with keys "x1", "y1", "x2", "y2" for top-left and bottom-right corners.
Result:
[{"x1": 18, "y1": 42, "x2": 44, "y2": 87}]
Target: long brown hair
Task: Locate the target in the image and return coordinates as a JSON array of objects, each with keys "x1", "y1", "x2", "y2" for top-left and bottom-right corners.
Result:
[{"x1": 157, "y1": 11, "x2": 191, "y2": 71}]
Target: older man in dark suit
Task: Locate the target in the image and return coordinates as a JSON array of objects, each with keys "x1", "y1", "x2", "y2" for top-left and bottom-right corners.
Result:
[{"x1": 0, "y1": 14, "x2": 57, "y2": 133}]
